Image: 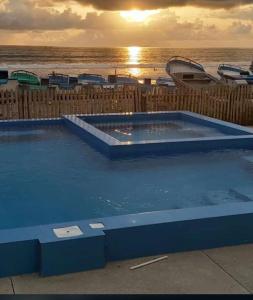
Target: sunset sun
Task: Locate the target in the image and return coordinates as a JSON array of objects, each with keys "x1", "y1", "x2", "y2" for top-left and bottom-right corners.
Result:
[{"x1": 120, "y1": 10, "x2": 159, "y2": 23}]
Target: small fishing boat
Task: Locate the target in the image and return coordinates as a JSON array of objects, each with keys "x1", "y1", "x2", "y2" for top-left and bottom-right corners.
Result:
[
  {"x1": 78, "y1": 73, "x2": 106, "y2": 85},
  {"x1": 48, "y1": 73, "x2": 69, "y2": 89},
  {"x1": 10, "y1": 70, "x2": 40, "y2": 86},
  {"x1": 217, "y1": 64, "x2": 253, "y2": 86},
  {"x1": 108, "y1": 74, "x2": 138, "y2": 85},
  {"x1": 156, "y1": 76, "x2": 176, "y2": 89},
  {"x1": 0, "y1": 70, "x2": 8, "y2": 85},
  {"x1": 166, "y1": 56, "x2": 219, "y2": 88}
]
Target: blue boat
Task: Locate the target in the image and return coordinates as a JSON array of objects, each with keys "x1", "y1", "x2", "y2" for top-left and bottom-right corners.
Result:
[
  {"x1": 69, "y1": 76, "x2": 78, "y2": 87},
  {"x1": 48, "y1": 73, "x2": 70, "y2": 89},
  {"x1": 108, "y1": 74, "x2": 138, "y2": 85},
  {"x1": 78, "y1": 73, "x2": 106, "y2": 85}
]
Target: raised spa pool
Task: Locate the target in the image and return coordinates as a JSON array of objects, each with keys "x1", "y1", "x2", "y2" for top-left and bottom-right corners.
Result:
[
  {"x1": 1, "y1": 112, "x2": 253, "y2": 278},
  {"x1": 73, "y1": 112, "x2": 253, "y2": 158}
]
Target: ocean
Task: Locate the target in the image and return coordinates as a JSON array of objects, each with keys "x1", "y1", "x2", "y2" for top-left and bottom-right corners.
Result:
[{"x1": 0, "y1": 46, "x2": 252, "y2": 79}]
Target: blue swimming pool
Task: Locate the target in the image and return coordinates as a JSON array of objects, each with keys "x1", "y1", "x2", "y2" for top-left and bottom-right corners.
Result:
[
  {"x1": 1, "y1": 124, "x2": 253, "y2": 230},
  {"x1": 1, "y1": 112, "x2": 253, "y2": 278}
]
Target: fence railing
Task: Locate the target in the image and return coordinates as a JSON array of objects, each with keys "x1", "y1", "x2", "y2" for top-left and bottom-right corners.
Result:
[{"x1": 0, "y1": 85, "x2": 253, "y2": 125}]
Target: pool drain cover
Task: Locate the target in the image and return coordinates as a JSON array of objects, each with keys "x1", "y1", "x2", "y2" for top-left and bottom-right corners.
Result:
[{"x1": 53, "y1": 226, "x2": 83, "y2": 238}]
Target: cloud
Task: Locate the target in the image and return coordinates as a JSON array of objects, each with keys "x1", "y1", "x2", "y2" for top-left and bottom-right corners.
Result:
[
  {"x1": 0, "y1": 0, "x2": 84, "y2": 30},
  {"x1": 0, "y1": 0, "x2": 253, "y2": 47},
  {"x1": 228, "y1": 21, "x2": 252, "y2": 34},
  {"x1": 52, "y1": 10, "x2": 245, "y2": 47},
  {"x1": 73, "y1": 0, "x2": 253, "y2": 10},
  {"x1": 212, "y1": 6, "x2": 253, "y2": 20}
]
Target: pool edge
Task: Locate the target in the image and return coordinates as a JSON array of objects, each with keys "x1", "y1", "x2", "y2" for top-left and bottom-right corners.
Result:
[{"x1": 1, "y1": 201, "x2": 253, "y2": 277}]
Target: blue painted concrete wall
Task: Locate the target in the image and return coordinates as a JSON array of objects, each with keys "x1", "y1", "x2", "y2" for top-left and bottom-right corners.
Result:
[
  {"x1": 1, "y1": 202, "x2": 253, "y2": 277},
  {"x1": 40, "y1": 234, "x2": 106, "y2": 277},
  {"x1": 104, "y1": 214, "x2": 253, "y2": 261}
]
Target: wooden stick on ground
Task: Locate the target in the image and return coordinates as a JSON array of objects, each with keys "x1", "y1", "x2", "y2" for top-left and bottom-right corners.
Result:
[{"x1": 130, "y1": 256, "x2": 168, "y2": 270}]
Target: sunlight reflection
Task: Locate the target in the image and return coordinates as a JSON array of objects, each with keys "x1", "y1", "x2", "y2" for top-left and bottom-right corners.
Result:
[
  {"x1": 128, "y1": 46, "x2": 141, "y2": 64},
  {"x1": 128, "y1": 47, "x2": 142, "y2": 77},
  {"x1": 129, "y1": 68, "x2": 141, "y2": 77}
]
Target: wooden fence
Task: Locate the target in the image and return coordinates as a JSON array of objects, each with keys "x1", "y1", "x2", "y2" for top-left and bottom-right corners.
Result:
[
  {"x1": 145, "y1": 85, "x2": 253, "y2": 125},
  {"x1": 0, "y1": 85, "x2": 253, "y2": 125}
]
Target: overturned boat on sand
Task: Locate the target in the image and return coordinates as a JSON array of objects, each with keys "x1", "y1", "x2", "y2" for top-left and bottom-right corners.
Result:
[
  {"x1": 48, "y1": 73, "x2": 70, "y2": 89},
  {"x1": 10, "y1": 70, "x2": 40, "y2": 86},
  {"x1": 78, "y1": 73, "x2": 106, "y2": 85},
  {"x1": 166, "y1": 56, "x2": 219, "y2": 88},
  {"x1": 108, "y1": 74, "x2": 138, "y2": 85}
]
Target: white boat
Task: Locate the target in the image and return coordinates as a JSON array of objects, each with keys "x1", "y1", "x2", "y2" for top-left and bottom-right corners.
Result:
[
  {"x1": 217, "y1": 64, "x2": 253, "y2": 86},
  {"x1": 156, "y1": 76, "x2": 176, "y2": 89},
  {"x1": 166, "y1": 56, "x2": 219, "y2": 88}
]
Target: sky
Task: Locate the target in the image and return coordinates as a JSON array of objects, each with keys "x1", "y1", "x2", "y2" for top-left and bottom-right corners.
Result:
[{"x1": 0, "y1": 0, "x2": 253, "y2": 47}]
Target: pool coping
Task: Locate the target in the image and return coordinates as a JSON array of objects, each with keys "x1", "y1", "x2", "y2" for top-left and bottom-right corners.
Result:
[{"x1": 1, "y1": 112, "x2": 253, "y2": 277}]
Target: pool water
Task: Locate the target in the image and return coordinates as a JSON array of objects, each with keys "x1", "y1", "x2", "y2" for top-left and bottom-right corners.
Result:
[
  {"x1": 1, "y1": 124, "x2": 253, "y2": 230},
  {"x1": 92, "y1": 120, "x2": 229, "y2": 142}
]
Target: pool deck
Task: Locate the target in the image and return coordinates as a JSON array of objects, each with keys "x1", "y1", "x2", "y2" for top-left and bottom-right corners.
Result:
[{"x1": 1, "y1": 244, "x2": 253, "y2": 294}]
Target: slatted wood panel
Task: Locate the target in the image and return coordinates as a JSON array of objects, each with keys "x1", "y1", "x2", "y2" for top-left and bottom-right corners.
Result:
[
  {"x1": 145, "y1": 85, "x2": 253, "y2": 125},
  {"x1": 0, "y1": 85, "x2": 253, "y2": 125},
  {"x1": 19, "y1": 87, "x2": 138, "y2": 119},
  {"x1": 0, "y1": 90, "x2": 19, "y2": 120}
]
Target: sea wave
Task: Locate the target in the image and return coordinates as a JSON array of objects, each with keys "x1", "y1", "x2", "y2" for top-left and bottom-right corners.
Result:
[
  {"x1": 0, "y1": 63, "x2": 166, "y2": 70},
  {"x1": 0, "y1": 61, "x2": 250, "y2": 70}
]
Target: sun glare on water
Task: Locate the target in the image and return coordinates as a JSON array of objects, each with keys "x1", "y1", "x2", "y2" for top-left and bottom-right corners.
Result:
[
  {"x1": 128, "y1": 46, "x2": 142, "y2": 77},
  {"x1": 120, "y1": 10, "x2": 158, "y2": 23}
]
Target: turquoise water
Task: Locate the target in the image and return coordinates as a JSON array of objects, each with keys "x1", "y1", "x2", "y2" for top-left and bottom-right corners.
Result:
[
  {"x1": 1, "y1": 125, "x2": 253, "y2": 230},
  {"x1": 94, "y1": 120, "x2": 229, "y2": 142}
]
